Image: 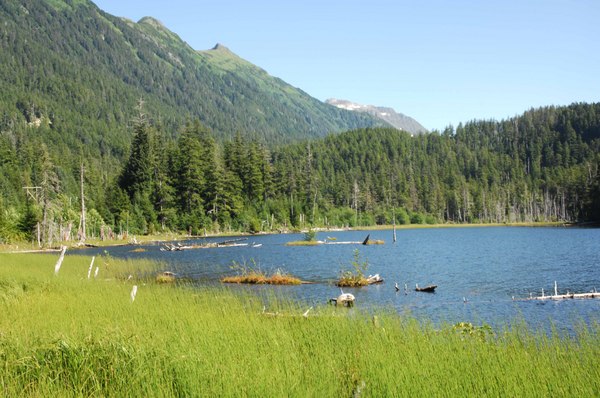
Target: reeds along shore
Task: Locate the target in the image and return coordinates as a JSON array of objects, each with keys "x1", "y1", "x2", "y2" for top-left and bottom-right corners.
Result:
[{"x1": 1, "y1": 253, "x2": 599, "y2": 396}]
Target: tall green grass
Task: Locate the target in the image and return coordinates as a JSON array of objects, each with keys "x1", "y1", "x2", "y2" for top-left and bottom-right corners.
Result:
[{"x1": 1, "y1": 253, "x2": 598, "y2": 396}]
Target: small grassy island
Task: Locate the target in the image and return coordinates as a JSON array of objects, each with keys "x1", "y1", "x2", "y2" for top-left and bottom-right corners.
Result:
[
  {"x1": 286, "y1": 231, "x2": 385, "y2": 247},
  {"x1": 336, "y1": 249, "x2": 384, "y2": 287},
  {"x1": 221, "y1": 265, "x2": 302, "y2": 285},
  {"x1": 0, "y1": 252, "x2": 598, "y2": 396}
]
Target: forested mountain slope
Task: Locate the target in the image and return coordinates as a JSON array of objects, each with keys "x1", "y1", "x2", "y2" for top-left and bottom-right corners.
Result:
[
  {"x1": 274, "y1": 103, "x2": 600, "y2": 225},
  {"x1": 0, "y1": 1, "x2": 599, "y2": 244},
  {"x1": 1, "y1": 101, "x2": 599, "y2": 243},
  {"x1": 0, "y1": 0, "x2": 383, "y2": 237},
  {"x1": 0, "y1": 0, "x2": 382, "y2": 157}
]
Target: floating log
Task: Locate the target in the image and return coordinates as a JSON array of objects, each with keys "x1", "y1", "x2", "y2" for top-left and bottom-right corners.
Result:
[
  {"x1": 161, "y1": 238, "x2": 249, "y2": 251},
  {"x1": 530, "y1": 292, "x2": 600, "y2": 300},
  {"x1": 519, "y1": 290, "x2": 600, "y2": 301},
  {"x1": 415, "y1": 283, "x2": 437, "y2": 292},
  {"x1": 216, "y1": 237, "x2": 249, "y2": 247},
  {"x1": 160, "y1": 243, "x2": 188, "y2": 251},
  {"x1": 287, "y1": 240, "x2": 383, "y2": 246},
  {"x1": 366, "y1": 274, "x2": 384, "y2": 284},
  {"x1": 515, "y1": 281, "x2": 599, "y2": 301}
]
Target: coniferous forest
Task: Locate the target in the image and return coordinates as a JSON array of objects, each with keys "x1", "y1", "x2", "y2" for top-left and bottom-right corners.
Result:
[
  {"x1": 1, "y1": 101, "x2": 599, "y2": 244},
  {"x1": 0, "y1": 1, "x2": 599, "y2": 245}
]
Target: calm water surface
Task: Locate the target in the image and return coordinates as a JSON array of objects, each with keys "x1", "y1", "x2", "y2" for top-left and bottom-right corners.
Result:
[{"x1": 78, "y1": 227, "x2": 600, "y2": 331}]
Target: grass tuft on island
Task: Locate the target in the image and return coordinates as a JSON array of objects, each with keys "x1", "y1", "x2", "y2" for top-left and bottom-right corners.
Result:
[
  {"x1": 337, "y1": 249, "x2": 371, "y2": 287},
  {"x1": 364, "y1": 239, "x2": 384, "y2": 245},
  {"x1": 1, "y1": 252, "x2": 599, "y2": 396},
  {"x1": 285, "y1": 240, "x2": 322, "y2": 246},
  {"x1": 221, "y1": 271, "x2": 302, "y2": 285},
  {"x1": 336, "y1": 275, "x2": 369, "y2": 287},
  {"x1": 221, "y1": 261, "x2": 302, "y2": 285}
]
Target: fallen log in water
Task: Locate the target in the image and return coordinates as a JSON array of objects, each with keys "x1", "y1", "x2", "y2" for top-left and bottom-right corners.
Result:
[
  {"x1": 366, "y1": 274, "x2": 384, "y2": 284},
  {"x1": 161, "y1": 238, "x2": 249, "y2": 251},
  {"x1": 523, "y1": 292, "x2": 600, "y2": 301},
  {"x1": 514, "y1": 281, "x2": 599, "y2": 301}
]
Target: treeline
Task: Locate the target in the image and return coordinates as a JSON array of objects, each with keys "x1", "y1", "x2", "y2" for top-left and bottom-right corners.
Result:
[
  {"x1": 0, "y1": 103, "x2": 599, "y2": 244},
  {"x1": 276, "y1": 103, "x2": 600, "y2": 226}
]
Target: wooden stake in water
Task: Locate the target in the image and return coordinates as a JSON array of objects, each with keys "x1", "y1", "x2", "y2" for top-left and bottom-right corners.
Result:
[
  {"x1": 87, "y1": 256, "x2": 95, "y2": 279},
  {"x1": 54, "y1": 246, "x2": 67, "y2": 275},
  {"x1": 130, "y1": 285, "x2": 138, "y2": 303},
  {"x1": 554, "y1": 281, "x2": 558, "y2": 296}
]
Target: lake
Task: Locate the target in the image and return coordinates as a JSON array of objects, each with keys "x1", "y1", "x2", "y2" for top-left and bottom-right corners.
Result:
[{"x1": 77, "y1": 226, "x2": 600, "y2": 331}]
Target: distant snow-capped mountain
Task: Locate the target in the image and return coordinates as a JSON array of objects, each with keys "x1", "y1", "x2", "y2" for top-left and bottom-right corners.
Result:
[{"x1": 326, "y1": 99, "x2": 427, "y2": 135}]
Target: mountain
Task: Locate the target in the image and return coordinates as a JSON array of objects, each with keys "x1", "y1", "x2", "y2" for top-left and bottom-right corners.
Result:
[
  {"x1": 326, "y1": 99, "x2": 427, "y2": 135},
  {"x1": 0, "y1": 0, "x2": 383, "y2": 159}
]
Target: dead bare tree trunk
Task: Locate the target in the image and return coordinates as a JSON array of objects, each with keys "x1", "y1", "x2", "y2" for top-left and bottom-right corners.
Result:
[{"x1": 78, "y1": 162, "x2": 86, "y2": 242}]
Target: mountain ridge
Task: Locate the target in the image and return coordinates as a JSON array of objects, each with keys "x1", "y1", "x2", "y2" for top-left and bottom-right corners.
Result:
[{"x1": 0, "y1": 0, "x2": 384, "y2": 157}]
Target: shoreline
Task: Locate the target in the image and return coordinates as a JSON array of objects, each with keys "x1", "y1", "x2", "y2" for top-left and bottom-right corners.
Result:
[{"x1": 0, "y1": 221, "x2": 577, "y2": 253}]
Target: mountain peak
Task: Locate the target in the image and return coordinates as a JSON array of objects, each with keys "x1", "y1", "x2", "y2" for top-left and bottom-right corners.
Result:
[
  {"x1": 138, "y1": 16, "x2": 165, "y2": 29},
  {"x1": 327, "y1": 99, "x2": 428, "y2": 135},
  {"x1": 212, "y1": 43, "x2": 229, "y2": 51}
]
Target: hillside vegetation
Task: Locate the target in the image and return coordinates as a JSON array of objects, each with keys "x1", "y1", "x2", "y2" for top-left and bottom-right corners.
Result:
[
  {"x1": 0, "y1": 0, "x2": 381, "y2": 156},
  {"x1": 0, "y1": 1, "x2": 599, "y2": 244},
  {"x1": 1, "y1": 102, "x2": 599, "y2": 244}
]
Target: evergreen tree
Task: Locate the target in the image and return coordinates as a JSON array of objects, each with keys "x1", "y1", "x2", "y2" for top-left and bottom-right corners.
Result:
[
  {"x1": 18, "y1": 197, "x2": 41, "y2": 242},
  {"x1": 174, "y1": 120, "x2": 212, "y2": 232},
  {"x1": 116, "y1": 102, "x2": 159, "y2": 232},
  {"x1": 118, "y1": 109, "x2": 154, "y2": 200}
]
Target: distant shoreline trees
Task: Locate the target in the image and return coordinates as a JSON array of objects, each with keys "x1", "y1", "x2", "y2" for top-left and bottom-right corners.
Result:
[{"x1": 0, "y1": 103, "x2": 599, "y2": 245}]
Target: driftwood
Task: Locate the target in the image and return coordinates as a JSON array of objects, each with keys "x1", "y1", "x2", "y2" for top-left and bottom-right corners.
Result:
[
  {"x1": 515, "y1": 282, "x2": 599, "y2": 301},
  {"x1": 415, "y1": 284, "x2": 437, "y2": 292},
  {"x1": 366, "y1": 274, "x2": 384, "y2": 284},
  {"x1": 161, "y1": 238, "x2": 249, "y2": 251},
  {"x1": 329, "y1": 290, "x2": 356, "y2": 307},
  {"x1": 527, "y1": 292, "x2": 600, "y2": 300}
]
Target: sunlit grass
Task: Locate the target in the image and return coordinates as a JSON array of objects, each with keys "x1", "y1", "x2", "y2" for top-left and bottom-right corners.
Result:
[
  {"x1": 364, "y1": 239, "x2": 384, "y2": 245},
  {"x1": 221, "y1": 272, "x2": 302, "y2": 285},
  {"x1": 285, "y1": 240, "x2": 322, "y2": 246},
  {"x1": 336, "y1": 274, "x2": 369, "y2": 287},
  {"x1": 221, "y1": 261, "x2": 301, "y2": 285},
  {"x1": 0, "y1": 253, "x2": 598, "y2": 396}
]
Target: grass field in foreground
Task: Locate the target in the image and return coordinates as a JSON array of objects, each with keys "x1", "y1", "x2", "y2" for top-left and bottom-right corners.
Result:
[{"x1": 0, "y1": 252, "x2": 598, "y2": 396}]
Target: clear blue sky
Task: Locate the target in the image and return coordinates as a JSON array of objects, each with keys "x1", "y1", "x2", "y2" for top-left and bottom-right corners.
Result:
[{"x1": 93, "y1": 0, "x2": 599, "y2": 132}]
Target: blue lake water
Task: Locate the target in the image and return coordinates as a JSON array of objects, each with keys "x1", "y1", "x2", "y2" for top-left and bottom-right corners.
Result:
[{"x1": 77, "y1": 227, "x2": 600, "y2": 331}]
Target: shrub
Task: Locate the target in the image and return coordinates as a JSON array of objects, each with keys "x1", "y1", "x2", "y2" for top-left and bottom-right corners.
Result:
[
  {"x1": 337, "y1": 249, "x2": 370, "y2": 287},
  {"x1": 304, "y1": 229, "x2": 317, "y2": 242}
]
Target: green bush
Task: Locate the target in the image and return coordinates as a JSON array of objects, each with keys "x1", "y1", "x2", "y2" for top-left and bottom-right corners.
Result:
[
  {"x1": 410, "y1": 212, "x2": 425, "y2": 224},
  {"x1": 304, "y1": 229, "x2": 317, "y2": 242}
]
